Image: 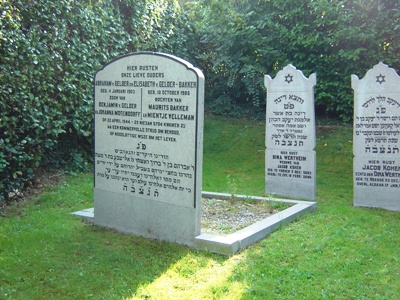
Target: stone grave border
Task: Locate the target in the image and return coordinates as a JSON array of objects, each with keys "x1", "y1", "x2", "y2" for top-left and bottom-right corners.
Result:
[{"x1": 72, "y1": 192, "x2": 316, "y2": 256}]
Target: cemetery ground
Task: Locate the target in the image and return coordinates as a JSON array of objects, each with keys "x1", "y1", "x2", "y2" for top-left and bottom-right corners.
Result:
[{"x1": 1, "y1": 115, "x2": 399, "y2": 299}]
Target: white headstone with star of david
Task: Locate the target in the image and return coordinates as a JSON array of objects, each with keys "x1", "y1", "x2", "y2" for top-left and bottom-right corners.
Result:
[
  {"x1": 352, "y1": 62, "x2": 400, "y2": 211},
  {"x1": 264, "y1": 64, "x2": 316, "y2": 200}
]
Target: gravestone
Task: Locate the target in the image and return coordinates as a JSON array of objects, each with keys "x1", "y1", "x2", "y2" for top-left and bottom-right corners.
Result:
[
  {"x1": 94, "y1": 52, "x2": 204, "y2": 246},
  {"x1": 352, "y1": 62, "x2": 400, "y2": 211},
  {"x1": 264, "y1": 64, "x2": 316, "y2": 200}
]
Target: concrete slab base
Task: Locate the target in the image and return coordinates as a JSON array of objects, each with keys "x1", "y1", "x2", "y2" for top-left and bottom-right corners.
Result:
[
  {"x1": 71, "y1": 207, "x2": 94, "y2": 224},
  {"x1": 196, "y1": 192, "x2": 316, "y2": 255},
  {"x1": 72, "y1": 191, "x2": 316, "y2": 255}
]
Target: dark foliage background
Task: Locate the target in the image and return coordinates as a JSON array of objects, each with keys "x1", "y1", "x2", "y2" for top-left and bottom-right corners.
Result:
[{"x1": 186, "y1": 0, "x2": 400, "y2": 120}]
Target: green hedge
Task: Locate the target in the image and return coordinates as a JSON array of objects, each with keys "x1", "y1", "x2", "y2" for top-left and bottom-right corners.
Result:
[{"x1": 0, "y1": 0, "x2": 193, "y2": 203}]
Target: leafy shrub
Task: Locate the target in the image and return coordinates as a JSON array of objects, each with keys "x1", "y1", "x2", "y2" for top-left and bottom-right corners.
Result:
[{"x1": 0, "y1": 0, "x2": 193, "y2": 204}]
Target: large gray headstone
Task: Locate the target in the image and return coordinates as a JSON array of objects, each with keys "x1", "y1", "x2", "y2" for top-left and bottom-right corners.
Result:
[
  {"x1": 94, "y1": 52, "x2": 204, "y2": 245},
  {"x1": 265, "y1": 65, "x2": 316, "y2": 200},
  {"x1": 352, "y1": 62, "x2": 400, "y2": 211}
]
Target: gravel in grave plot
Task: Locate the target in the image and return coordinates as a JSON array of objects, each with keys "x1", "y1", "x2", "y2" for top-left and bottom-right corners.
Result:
[{"x1": 201, "y1": 197, "x2": 289, "y2": 236}]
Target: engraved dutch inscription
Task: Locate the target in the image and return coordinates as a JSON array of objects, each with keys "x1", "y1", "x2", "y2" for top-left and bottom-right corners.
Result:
[{"x1": 93, "y1": 52, "x2": 204, "y2": 245}]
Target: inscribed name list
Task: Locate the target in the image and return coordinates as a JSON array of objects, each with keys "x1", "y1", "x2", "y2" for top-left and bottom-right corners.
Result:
[
  {"x1": 94, "y1": 53, "x2": 203, "y2": 208},
  {"x1": 266, "y1": 149, "x2": 314, "y2": 181}
]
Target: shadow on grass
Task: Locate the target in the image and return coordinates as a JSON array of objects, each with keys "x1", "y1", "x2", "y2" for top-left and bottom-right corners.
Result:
[
  {"x1": 70, "y1": 223, "x2": 239, "y2": 299},
  {"x1": 1, "y1": 210, "x2": 229, "y2": 299},
  {"x1": 0, "y1": 173, "x2": 226, "y2": 299}
]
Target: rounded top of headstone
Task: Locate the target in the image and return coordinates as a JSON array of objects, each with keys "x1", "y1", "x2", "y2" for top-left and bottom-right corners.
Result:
[
  {"x1": 351, "y1": 62, "x2": 400, "y2": 93},
  {"x1": 264, "y1": 64, "x2": 316, "y2": 92},
  {"x1": 96, "y1": 51, "x2": 204, "y2": 80}
]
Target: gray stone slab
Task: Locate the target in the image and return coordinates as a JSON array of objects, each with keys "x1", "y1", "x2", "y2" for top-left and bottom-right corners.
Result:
[
  {"x1": 264, "y1": 65, "x2": 316, "y2": 200},
  {"x1": 93, "y1": 52, "x2": 204, "y2": 245},
  {"x1": 352, "y1": 62, "x2": 400, "y2": 211}
]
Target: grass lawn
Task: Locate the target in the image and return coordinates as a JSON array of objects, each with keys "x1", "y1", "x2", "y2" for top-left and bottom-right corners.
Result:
[{"x1": 1, "y1": 114, "x2": 399, "y2": 299}]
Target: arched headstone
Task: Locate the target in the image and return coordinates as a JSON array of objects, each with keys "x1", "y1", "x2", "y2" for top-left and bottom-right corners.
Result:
[
  {"x1": 93, "y1": 52, "x2": 204, "y2": 245},
  {"x1": 352, "y1": 62, "x2": 400, "y2": 211},
  {"x1": 264, "y1": 65, "x2": 316, "y2": 200}
]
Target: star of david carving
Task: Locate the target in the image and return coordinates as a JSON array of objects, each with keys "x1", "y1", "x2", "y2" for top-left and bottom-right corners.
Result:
[
  {"x1": 376, "y1": 74, "x2": 385, "y2": 84},
  {"x1": 285, "y1": 73, "x2": 293, "y2": 84}
]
